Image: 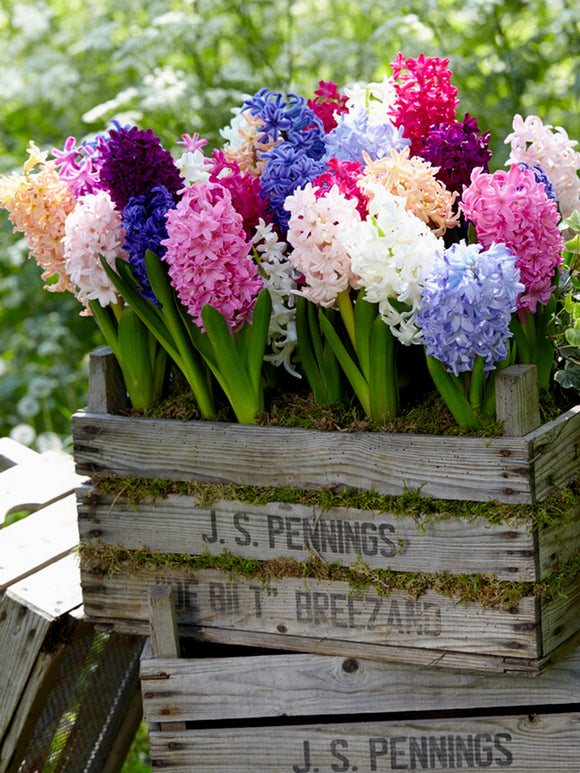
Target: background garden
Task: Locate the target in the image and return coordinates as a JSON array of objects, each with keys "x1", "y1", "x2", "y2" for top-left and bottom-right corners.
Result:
[{"x1": 0, "y1": 1, "x2": 579, "y2": 767}]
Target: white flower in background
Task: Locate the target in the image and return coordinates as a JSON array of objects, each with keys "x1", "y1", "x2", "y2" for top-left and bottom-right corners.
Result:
[
  {"x1": 36, "y1": 432, "x2": 63, "y2": 453},
  {"x1": 10, "y1": 423, "x2": 36, "y2": 446},
  {"x1": 28, "y1": 375, "x2": 58, "y2": 398},
  {"x1": 17, "y1": 394, "x2": 40, "y2": 418}
]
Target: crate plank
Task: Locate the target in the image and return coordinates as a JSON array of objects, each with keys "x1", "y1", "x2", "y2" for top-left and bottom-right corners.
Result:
[
  {"x1": 148, "y1": 712, "x2": 580, "y2": 773},
  {"x1": 0, "y1": 449, "x2": 86, "y2": 525},
  {"x1": 529, "y1": 405, "x2": 580, "y2": 501},
  {"x1": 0, "y1": 438, "x2": 39, "y2": 472},
  {"x1": 72, "y1": 410, "x2": 536, "y2": 504},
  {"x1": 0, "y1": 494, "x2": 78, "y2": 592},
  {"x1": 78, "y1": 488, "x2": 549, "y2": 581},
  {"x1": 0, "y1": 594, "x2": 54, "y2": 740},
  {"x1": 140, "y1": 645, "x2": 580, "y2": 723},
  {"x1": 81, "y1": 566, "x2": 542, "y2": 661}
]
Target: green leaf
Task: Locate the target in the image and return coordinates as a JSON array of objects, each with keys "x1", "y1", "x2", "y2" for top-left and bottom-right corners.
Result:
[
  {"x1": 201, "y1": 304, "x2": 260, "y2": 423},
  {"x1": 319, "y1": 310, "x2": 370, "y2": 416},
  {"x1": 295, "y1": 296, "x2": 327, "y2": 402},
  {"x1": 237, "y1": 288, "x2": 272, "y2": 395},
  {"x1": 353, "y1": 292, "x2": 377, "y2": 381},
  {"x1": 88, "y1": 300, "x2": 121, "y2": 362},
  {"x1": 368, "y1": 314, "x2": 398, "y2": 420},
  {"x1": 425, "y1": 354, "x2": 481, "y2": 429}
]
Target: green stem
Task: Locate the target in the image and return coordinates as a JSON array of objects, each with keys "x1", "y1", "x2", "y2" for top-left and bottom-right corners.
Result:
[
  {"x1": 425, "y1": 354, "x2": 481, "y2": 429},
  {"x1": 336, "y1": 290, "x2": 356, "y2": 351}
]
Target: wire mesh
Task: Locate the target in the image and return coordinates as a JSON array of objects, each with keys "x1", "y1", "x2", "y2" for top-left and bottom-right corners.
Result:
[{"x1": 15, "y1": 624, "x2": 143, "y2": 773}]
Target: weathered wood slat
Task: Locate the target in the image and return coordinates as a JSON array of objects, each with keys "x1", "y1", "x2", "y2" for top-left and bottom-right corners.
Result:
[
  {"x1": 0, "y1": 494, "x2": 79, "y2": 592},
  {"x1": 0, "y1": 437, "x2": 39, "y2": 472},
  {"x1": 81, "y1": 566, "x2": 541, "y2": 661},
  {"x1": 0, "y1": 594, "x2": 54, "y2": 741},
  {"x1": 529, "y1": 405, "x2": 580, "y2": 501},
  {"x1": 540, "y1": 578, "x2": 580, "y2": 655},
  {"x1": 495, "y1": 364, "x2": 541, "y2": 437},
  {"x1": 78, "y1": 487, "x2": 579, "y2": 582},
  {"x1": 0, "y1": 448, "x2": 86, "y2": 525},
  {"x1": 72, "y1": 409, "x2": 535, "y2": 504},
  {"x1": 140, "y1": 645, "x2": 580, "y2": 723},
  {"x1": 148, "y1": 712, "x2": 580, "y2": 773}
]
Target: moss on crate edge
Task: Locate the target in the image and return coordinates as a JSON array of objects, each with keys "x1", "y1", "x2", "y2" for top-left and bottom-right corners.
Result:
[
  {"x1": 90, "y1": 474, "x2": 580, "y2": 531},
  {"x1": 79, "y1": 542, "x2": 580, "y2": 610}
]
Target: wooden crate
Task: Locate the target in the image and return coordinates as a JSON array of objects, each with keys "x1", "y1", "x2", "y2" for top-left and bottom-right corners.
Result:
[
  {"x1": 0, "y1": 438, "x2": 144, "y2": 773},
  {"x1": 141, "y1": 587, "x2": 580, "y2": 773},
  {"x1": 73, "y1": 348, "x2": 580, "y2": 674}
]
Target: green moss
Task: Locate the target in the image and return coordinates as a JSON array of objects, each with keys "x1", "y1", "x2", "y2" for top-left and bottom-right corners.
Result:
[
  {"x1": 79, "y1": 543, "x2": 580, "y2": 610},
  {"x1": 92, "y1": 474, "x2": 579, "y2": 531}
]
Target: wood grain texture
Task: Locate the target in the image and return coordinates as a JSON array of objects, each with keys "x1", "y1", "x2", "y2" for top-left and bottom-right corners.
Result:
[
  {"x1": 0, "y1": 494, "x2": 78, "y2": 592},
  {"x1": 87, "y1": 346, "x2": 130, "y2": 415},
  {"x1": 78, "y1": 487, "x2": 544, "y2": 581},
  {"x1": 140, "y1": 645, "x2": 580, "y2": 723},
  {"x1": 0, "y1": 594, "x2": 52, "y2": 739},
  {"x1": 495, "y1": 365, "x2": 541, "y2": 437},
  {"x1": 529, "y1": 405, "x2": 580, "y2": 501},
  {"x1": 80, "y1": 566, "x2": 540, "y2": 660},
  {"x1": 0, "y1": 449, "x2": 86, "y2": 524},
  {"x1": 72, "y1": 409, "x2": 536, "y2": 504},
  {"x1": 148, "y1": 712, "x2": 580, "y2": 773}
]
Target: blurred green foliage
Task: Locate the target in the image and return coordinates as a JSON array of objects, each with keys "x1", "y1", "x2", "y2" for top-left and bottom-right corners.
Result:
[{"x1": 1, "y1": 0, "x2": 579, "y2": 450}]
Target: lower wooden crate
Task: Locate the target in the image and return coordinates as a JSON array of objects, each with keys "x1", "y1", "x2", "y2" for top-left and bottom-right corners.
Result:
[
  {"x1": 0, "y1": 439, "x2": 144, "y2": 773},
  {"x1": 148, "y1": 713, "x2": 580, "y2": 773},
  {"x1": 141, "y1": 636, "x2": 580, "y2": 773}
]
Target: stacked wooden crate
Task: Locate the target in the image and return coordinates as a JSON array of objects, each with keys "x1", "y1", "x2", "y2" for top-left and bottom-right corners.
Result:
[
  {"x1": 73, "y1": 348, "x2": 580, "y2": 771},
  {"x1": 0, "y1": 436, "x2": 143, "y2": 773},
  {"x1": 141, "y1": 586, "x2": 580, "y2": 772}
]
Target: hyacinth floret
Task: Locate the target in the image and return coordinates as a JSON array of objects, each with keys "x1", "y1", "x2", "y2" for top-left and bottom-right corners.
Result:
[
  {"x1": 252, "y1": 219, "x2": 299, "y2": 376},
  {"x1": 360, "y1": 147, "x2": 460, "y2": 237},
  {"x1": 337, "y1": 184, "x2": 443, "y2": 344},
  {"x1": 209, "y1": 149, "x2": 272, "y2": 239},
  {"x1": 285, "y1": 183, "x2": 363, "y2": 307},
  {"x1": 307, "y1": 80, "x2": 349, "y2": 133},
  {"x1": 505, "y1": 114, "x2": 580, "y2": 219},
  {"x1": 322, "y1": 109, "x2": 409, "y2": 166},
  {"x1": 460, "y1": 164, "x2": 564, "y2": 314},
  {"x1": 420, "y1": 114, "x2": 492, "y2": 194},
  {"x1": 343, "y1": 76, "x2": 398, "y2": 126},
  {"x1": 0, "y1": 142, "x2": 77, "y2": 293},
  {"x1": 260, "y1": 143, "x2": 326, "y2": 233},
  {"x1": 389, "y1": 53, "x2": 459, "y2": 156},
  {"x1": 517, "y1": 162, "x2": 556, "y2": 201},
  {"x1": 243, "y1": 89, "x2": 326, "y2": 159},
  {"x1": 160, "y1": 182, "x2": 263, "y2": 331},
  {"x1": 122, "y1": 185, "x2": 175, "y2": 304},
  {"x1": 63, "y1": 190, "x2": 127, "y2": 308},
  {"x1": 96, "y1": 126, "x2": 184, "y2": 211},
  {"x1": 313, "y1": 158, "x2": 369, "y2": 219},
  {"x1": 52, "y1": 136, "x2": 102, "y2": 197},
  {"x1": 418, "y1": 241, "x2": 524, "y2": 376}
]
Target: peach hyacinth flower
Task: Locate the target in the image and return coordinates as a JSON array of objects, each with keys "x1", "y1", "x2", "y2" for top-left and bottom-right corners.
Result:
[{"x1": 0, "y1": 142, "x2": 77, "y2": 293}]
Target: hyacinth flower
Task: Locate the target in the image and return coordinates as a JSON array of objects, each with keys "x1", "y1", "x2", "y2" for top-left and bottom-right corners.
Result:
[
  {"x1": 285, "y1": 183, "x2": 364, "y2": 404},
  {"x1": 418, "y1": 241, "x2": 524, "y2": 428},
  {"x1": 460, "y1": 164, "x2": 564, "y2": 389},
  {"x1": 105, "y1": 181, "x2": 269, "y2": 423},
  {"x1": 329, "y1": 185, "x2": 443, "y2": 420},
  {"x1": 504, "y1": 114, "x2": 580, "y2": 220},
  {"x1": 389, "y1": 53, "x2": 459, "y2": 156}
]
